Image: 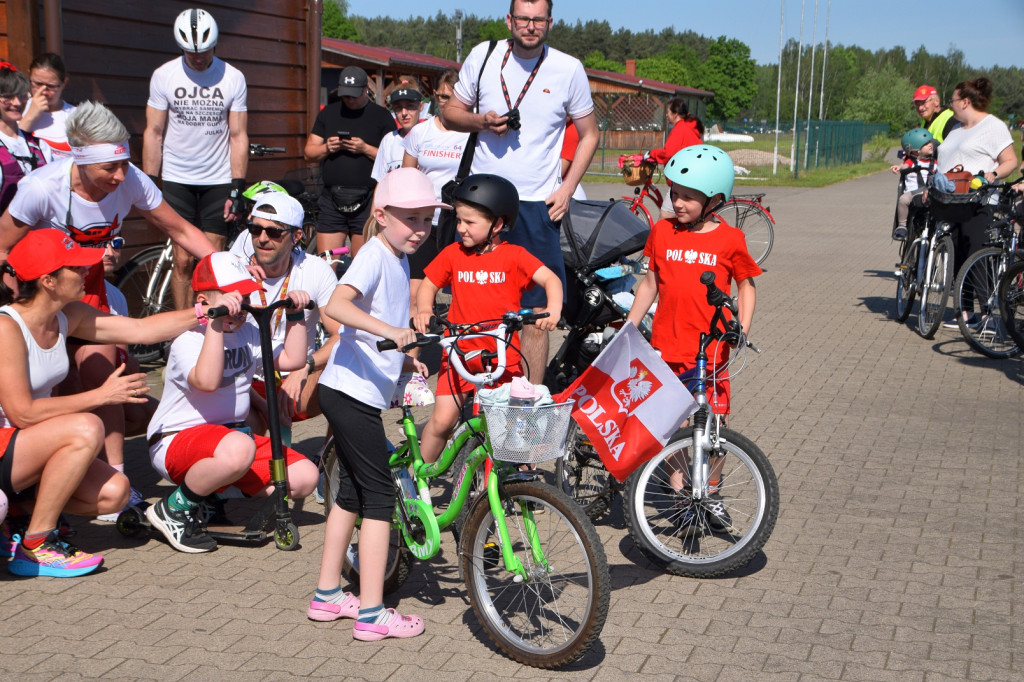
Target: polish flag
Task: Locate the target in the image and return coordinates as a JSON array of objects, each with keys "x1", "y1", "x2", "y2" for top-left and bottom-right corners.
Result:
[{"x1": 554, "y1": 324, "x2": 697, "y2": 482}]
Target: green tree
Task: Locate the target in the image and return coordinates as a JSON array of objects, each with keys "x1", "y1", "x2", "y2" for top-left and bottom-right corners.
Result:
[
  {"x1": 635, "y1": 56, "x2": 689, "y2": 87},
  {"x1": 842, "y1": 63, "x2": 919, "y2": 134},
  {"x1": 582, "y1": 50, "x2": 624, "y2": 73},
  {"x1": 322, "y1": 0, "x2": 359, "y2": 41},
  {"x1": 698, "y1": 37, "x2": 756, "y2": 121},
  {"x1": 478, "y1": 19, "x2": 511, "y2": 42}
]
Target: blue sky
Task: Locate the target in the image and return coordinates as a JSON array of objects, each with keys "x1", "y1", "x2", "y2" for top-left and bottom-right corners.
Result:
[{"x1": 344, "y1": 0, "x2": 1024, "y2": 70}]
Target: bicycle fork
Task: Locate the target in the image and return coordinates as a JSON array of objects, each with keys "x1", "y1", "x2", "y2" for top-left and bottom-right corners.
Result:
[{"x1": 483, "y1": 460, "x2": 548, "y2": 583}]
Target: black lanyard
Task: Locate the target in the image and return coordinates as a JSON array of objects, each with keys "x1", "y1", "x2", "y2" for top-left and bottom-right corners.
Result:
[{"x1": 499, "y1": 41, "x2": 546, "y2": 112}]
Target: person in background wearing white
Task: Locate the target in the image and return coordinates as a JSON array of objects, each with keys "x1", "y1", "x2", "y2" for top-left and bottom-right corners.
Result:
[{"x1": 19, "y1": 53, "x2": 75, "y2": 160}]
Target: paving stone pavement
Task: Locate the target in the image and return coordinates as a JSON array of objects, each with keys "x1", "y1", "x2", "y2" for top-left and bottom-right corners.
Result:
[{"x1": 1, "y1": 172, "x2": 1021, "y2": 680}]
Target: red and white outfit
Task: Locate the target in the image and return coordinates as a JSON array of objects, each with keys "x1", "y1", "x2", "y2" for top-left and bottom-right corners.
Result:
[
  {"x1": 146, "y1": 323, "x2": 304, "y2": 495},
  {"x1": 7, "y1": 158, "x2": 162, "y2": 311},
  {"x1": 424, "y1": 242, "x2": 542, "y2": 395},
  {"x1": 22, "y1": 101, "x2": 75, "y2": 159},
  {"x1": 644, "y1": 218, "x2": 762, "y2": 413}
]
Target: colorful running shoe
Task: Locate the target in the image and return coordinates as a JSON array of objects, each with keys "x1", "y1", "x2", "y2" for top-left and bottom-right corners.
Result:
[
  {"x1": 7, "y1": 531, "x2": 104, "y2": 577},
  {"x1": 1, "y1": 516, "x2": 26, "y2": 558}
]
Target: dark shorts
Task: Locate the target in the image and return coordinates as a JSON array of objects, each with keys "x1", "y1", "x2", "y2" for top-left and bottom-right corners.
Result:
[
  {"x1": 163, "y1": 180, "x2": 233, "y2": 237},
  {"x1": 502, "y1": 200, "x2": 566, "y2": 308},
  {"x1": 317, "y1": 192, "x2": 373, "y2": 236},
  {"x1": 0, "y1": 429, "x2": 19, "y2": 497},
  {"x1": 317, "y1": 385, "x2": 395, "y2": 522}
]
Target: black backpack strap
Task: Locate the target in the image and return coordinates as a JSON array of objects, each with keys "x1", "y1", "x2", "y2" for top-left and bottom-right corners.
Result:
[{"x1": 457, "y1": 40, "x2": 499, "y2": 182}]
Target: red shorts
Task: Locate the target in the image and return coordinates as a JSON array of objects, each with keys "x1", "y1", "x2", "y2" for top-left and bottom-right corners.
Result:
[
  {"x1": 164, "y1": 424, "x2": 307, "y2": 496},
  {"x1": 667, "y1": 361, "x2": 731, "y2": 415},
  {"x1": 0, "y1": 427, "x2": 15, "y2": 456},
  {"x1": 252, "y1": 379, "x2": 311, "y2": 421},
  {"x1": 435, "y1": 355, "x2": 523, "y2": 397}
]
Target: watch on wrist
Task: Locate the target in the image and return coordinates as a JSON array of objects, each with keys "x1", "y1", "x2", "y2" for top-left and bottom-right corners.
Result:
[{"x1": 306, "y1": 354, "x2": 316, "y2": 374}]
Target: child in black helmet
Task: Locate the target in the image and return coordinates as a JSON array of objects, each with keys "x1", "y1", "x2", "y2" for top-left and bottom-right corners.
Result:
[{"x1": 412, "y1": 174, "x2": 562, "y2": 464}]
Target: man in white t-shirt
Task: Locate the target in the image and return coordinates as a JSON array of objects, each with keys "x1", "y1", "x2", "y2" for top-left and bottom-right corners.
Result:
[
  {"x1": 143, "y1": 8, "x2": 249, "y2": 311},
  {"x1": 229, "y1": 191, "x2": 339, "y2": 429},
  {"x1": 445, "y1": 0, "x2": 599, "y2": 382}
]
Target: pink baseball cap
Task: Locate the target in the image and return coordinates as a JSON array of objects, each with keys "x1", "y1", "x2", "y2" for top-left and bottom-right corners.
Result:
[
  {"x1": 373, "y1": 167, "x2": 452, "y2": 211},
  {"x1": 191, "y1": 252, "x2": 264, "y2": 295},
  {"x1": 913, "y1": 85, "x2": 938, "y2": 102}
]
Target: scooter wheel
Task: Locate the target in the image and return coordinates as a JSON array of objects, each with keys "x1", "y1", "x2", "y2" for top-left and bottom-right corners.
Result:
[
  {"x1": 275, "y1": 522, "x2": 300, "y2": 551},
  {"x1": 117, "y1": 506, "x2": 145, "y2": 538}
]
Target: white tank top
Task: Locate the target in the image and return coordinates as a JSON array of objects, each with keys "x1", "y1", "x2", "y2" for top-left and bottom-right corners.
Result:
[{"x1": 0, "y1": 306, "x2": 70, "y2": 428}]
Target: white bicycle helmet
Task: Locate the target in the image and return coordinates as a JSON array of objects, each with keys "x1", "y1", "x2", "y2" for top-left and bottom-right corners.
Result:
[{"x1": 174, "y1": 9, "x2": 219, "y2": 53}]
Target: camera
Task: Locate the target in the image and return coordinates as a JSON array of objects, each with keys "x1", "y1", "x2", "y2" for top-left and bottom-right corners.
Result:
[{"x1": 504, "y1": 108, "x2": 521, "y2": 131}]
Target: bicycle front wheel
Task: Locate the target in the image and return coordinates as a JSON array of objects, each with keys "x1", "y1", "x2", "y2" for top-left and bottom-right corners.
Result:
[
  {"x1": 716, "y1": 198, "x2": 774, "y2": 265},
  {"x1": 894, "y1": 241, "x2": 918, "y2": 323},
  {"x1": 953, "y1": 247, "x2": 1022, "y2": 358},
  {"x1": 320, "y1": 437, "x2": 413, "y2": 595},
  {"x1": 555, "y1": 421, "x2": 614, "y2": 520},
  {"x1": 997, "y1": 258, "x2": 1024, "y2": 350},
  {"x1": 918, "y1": 234, "x2": 954, "y2": 339},
  {"x1": 461, "y1": 480, "x2": 610, "y2": 668},
  {"x1": 623, "y1": 426, "x2": 779, "y2": 578},
  {"x1": 114, "y1": 246, "x2": 175, "y2": 362}
]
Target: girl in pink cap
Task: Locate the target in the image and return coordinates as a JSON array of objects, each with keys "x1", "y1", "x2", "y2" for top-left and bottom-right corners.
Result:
[{"x1": 309, "y1": 167, "x2": 449, "y2": 641}]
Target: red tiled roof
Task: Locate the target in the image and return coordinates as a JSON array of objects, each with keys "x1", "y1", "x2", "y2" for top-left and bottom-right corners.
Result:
[{"x1": 320, "y1": 38, "x2": 713, "y2": 97}]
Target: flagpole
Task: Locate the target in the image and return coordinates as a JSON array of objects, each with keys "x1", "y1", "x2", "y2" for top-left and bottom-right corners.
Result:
[{"x1": 772, "y1": 0, "x2": 785, "y2": 176}]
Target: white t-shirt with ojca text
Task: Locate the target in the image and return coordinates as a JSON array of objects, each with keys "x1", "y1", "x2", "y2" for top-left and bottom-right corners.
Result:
[
  {"x1": 147, "y1": 323, "x2": 263, "y2": 481},
  {"x1": 148, "y1": 56, "x2": 248, "y2": 185},
  {"x1": 8, "y1": 158, "x2": 162, "y2": 243},
  {"x1": 455, "y1": 40, "x2": 594, "y2": 202},
  {"x1": 318, "y1": 236, "x2": 409, "y2": 409}
]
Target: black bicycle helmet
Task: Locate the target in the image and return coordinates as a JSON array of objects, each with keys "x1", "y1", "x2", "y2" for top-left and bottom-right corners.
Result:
[{"x1": 452, "y1": 174, "x2": 520, "y2": 231}]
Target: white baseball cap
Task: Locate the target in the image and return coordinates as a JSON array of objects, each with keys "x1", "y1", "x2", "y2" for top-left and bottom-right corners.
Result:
[{"x1": 250, "y1": 191, "x2": 305, "y2": 229}]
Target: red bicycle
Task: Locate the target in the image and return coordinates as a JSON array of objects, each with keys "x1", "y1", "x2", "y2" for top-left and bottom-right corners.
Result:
[{"x1": 617, "y1": 155, "x2": 775, "y2": 266}]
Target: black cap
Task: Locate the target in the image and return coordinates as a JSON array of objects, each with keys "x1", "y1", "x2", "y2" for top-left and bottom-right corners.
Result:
[
  {"x1": 388, "y1": 87, "x2": 422, "y2": 105},
  {"x1": 337, "y1": 66, "x2": 368, "y2": 97}
]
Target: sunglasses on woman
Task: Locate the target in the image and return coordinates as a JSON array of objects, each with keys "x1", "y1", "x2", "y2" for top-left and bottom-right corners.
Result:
[{"x1": 247, "y1": 222, "x2": 296, "y2": 239}]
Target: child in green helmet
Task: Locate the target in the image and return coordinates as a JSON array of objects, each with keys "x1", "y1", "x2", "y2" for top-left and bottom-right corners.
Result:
[
  {"x1": 626, "y1": 145, "x2": 761, "y2": 534},
  {"x1": 890, "y1": 128, "x2": 936, "y2": 241}
]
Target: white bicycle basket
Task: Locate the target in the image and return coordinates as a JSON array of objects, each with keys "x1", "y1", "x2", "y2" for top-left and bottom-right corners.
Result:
[{"x1": 480, "y1": 401, "x2": 574, "y2": 465}]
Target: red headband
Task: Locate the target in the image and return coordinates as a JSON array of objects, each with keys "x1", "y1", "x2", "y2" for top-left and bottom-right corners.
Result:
[{"x1": 0, "y1": 61, "x2": 17, "y2": 72}]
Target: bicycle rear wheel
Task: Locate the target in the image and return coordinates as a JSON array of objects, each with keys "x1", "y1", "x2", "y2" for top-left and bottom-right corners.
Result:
[
  {"x1": 953, "y1": 247, "x2": 1021, "y2": 358},
  {"x1": 997, "y1": 258, "x2": 1024, "y2": 350},
  {"x1": 555, "y1": 421, "x2": 614, "y2": 520},
  {"x1": 320, "y1": 437, "x2": 413, "y2": 595},
  {"x1": 894, "y1": 241, "x2": 918, "y2": 323},
  {"x1": 461, "y1": 479, "x2": 609, "y2": 668},
  {"x1": 623, "y1": 426, "x2": 779, "y2": 578},
  {"x1": 114, "y1": 245, "x2": 174, "y2": 363},
  {"x1": 716, "y1": 198, "x2": 774, "y2": 265},
  {"x1": 918, "y1": 234, "x2": 954, "y2": 339}
]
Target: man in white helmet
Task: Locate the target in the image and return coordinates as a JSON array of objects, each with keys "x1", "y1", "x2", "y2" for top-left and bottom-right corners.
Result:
[{"x1": 144, "y1": 8, "x2": 249, "y2": 310}]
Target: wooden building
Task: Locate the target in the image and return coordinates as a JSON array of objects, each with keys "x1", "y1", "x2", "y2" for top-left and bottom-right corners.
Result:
[{"x1": 1, "y1": 0, "x2": 323, "y2": 250}]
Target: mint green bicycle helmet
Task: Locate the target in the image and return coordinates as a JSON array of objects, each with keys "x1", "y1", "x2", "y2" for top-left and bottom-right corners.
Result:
[
  {"x1": 901, "y1": 128, "x2": 934, "y2": 154},
  {"x1": 664, "y1": 145, "x2": 734, "y2": 202},
  {"x1": 242, "y1": 180, "x2": 287, "y2": 201}
]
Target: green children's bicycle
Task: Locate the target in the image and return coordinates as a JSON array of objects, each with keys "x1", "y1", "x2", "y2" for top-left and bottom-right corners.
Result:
[{"x1": 317, "y1": 311, "x2": 610, "y2": 668}]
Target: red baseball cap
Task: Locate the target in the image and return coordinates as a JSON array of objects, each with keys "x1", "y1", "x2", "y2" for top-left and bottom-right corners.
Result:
[
  {"x1": 191, "y1": 252, "x2": 264, "y2": 295},
  {"x1": 913, "y1": 85, "x2": 938, "y2": 102},
  {"x1": 7, "y1": 229, "x2": 104, "y2": 281}
]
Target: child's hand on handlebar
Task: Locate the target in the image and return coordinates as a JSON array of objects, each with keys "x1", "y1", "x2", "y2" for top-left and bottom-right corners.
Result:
[
  {"x1": 384, "y1": 325, "x2": 417, "y2": 351},
  {"x1": 218, "y1": 291, "x2": 244, "y2": 316},
  {"x1": 535, "y1": 307, "x2": 559, "y2": 331},
  {"x1": 285, "y1": 290, "x2": 311, "y2": 312},
  {"x1": 412, "y1": 311, "x2": 433, "y2": 334}
]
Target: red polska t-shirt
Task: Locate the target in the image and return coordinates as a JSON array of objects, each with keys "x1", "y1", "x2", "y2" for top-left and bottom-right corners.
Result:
[
  {"x1": 425, "y1": 242, "x2": 543, "y2": 368},
  {"x1": 643, "y1": 218, "x2": 762, "y2": 365}
]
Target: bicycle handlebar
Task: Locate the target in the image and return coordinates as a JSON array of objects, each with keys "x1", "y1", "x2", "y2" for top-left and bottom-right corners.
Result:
[
  {"x1": 205, "y1": 299, "x2": 316, "y2": 319},
  {"x1": 248, "y1": 143, "x2": 286, "y2": 157},
  {"x1": 699, "y1": 271, "x2": 759, "y2": 353}
]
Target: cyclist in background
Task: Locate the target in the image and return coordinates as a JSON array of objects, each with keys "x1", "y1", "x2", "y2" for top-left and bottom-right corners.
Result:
[
  {"x1": 144, "y1": 8, "x2": 249, "y2": 311},
  {"x1": 913, "y1": 85, "x2": 958, "y2": 143},
  {"x1": 19, "y1": 53, "x2": 76, "y2": 160}
]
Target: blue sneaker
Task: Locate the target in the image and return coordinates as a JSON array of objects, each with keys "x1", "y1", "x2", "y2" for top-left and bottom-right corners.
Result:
[{"x1": 8, "y1": 531, "x2": 104, "y2": 578}]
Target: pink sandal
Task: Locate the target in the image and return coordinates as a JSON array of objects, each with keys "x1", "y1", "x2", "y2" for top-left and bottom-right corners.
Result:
[
  {"x1": 307, "y1": 593, "x2": 360, "y2": 622},
  {"x1": 353, "y1": 609, "x2": 425, "y2": 641}
]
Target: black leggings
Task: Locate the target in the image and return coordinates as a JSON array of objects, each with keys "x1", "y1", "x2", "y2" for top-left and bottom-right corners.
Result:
[
  {"x1": 952, "y1": 205, "x2": 996, "y2": 313},
  {"x1": 317, "y1": 385, "x2": 395, "y2": 522}
]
